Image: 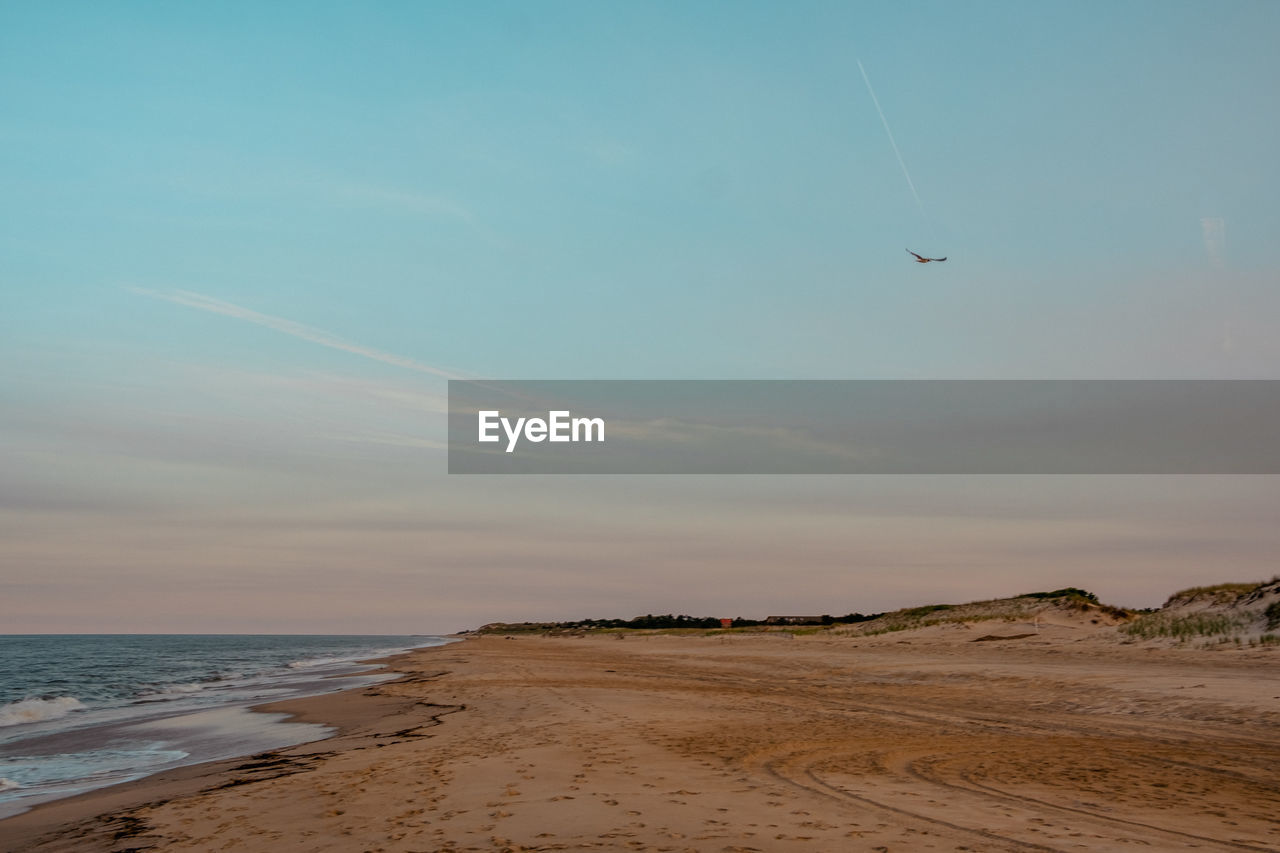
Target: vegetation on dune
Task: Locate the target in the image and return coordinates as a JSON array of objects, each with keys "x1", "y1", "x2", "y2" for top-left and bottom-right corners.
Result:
[
  {"x1": 472, "y1": 588, "x2": 1128, "y2": 636},
  {"x1": 1266, "y1": 601, "x2": 1280, "y2": 631},
  {"x1": 1121, "y1": 612, "x2": 1254, "y2": 642},
  {"x1": 1164, "y1": 580, "x2": 1270, "y2": 606},
  {"x1": 830, "y1": 589, "x2": 1122, "y2": 638},
  {"x1": 468, "y1": 582, "x2": 1280, "y2": 651},
  {"x1": 898, "y1": 604, "x2": 954, "y2": 618},
  {"x1": 475, "y1": 614, "x2": 734, "y2": 634},
  {"x1": 475, "y1": 611, "x2": 890, "y2": 635},
  {"x1": 1116, "y1": 578, "x2": 1280, "y2": 647},
  {"x1": 837, "y1": 609, "x2": 1022, "y2": 638},
  {"x1": 1021, "y1": 587, "x2": 1098, "y2": 603}
]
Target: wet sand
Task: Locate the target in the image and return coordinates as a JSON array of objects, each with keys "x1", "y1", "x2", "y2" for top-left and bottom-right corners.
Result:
[{"x1": 2, "y1": 626, "x2": 1278, "y2": 852}]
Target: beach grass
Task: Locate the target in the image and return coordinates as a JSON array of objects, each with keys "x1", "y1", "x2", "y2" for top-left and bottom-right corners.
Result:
[
  {"x1": 1166, "y1": 581, "x2": 1265, "y2": 604},
  {"x1": 1265, "y1": 601, "x2": 1280, "y2": 630},
  {"x1": 1121, "y1": 611, "x2": 1254, "y2": 641}
]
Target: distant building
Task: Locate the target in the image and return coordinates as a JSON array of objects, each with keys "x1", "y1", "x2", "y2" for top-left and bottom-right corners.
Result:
[{"x1": 719, "y1": 618, "x2": 734, "y2": 628}]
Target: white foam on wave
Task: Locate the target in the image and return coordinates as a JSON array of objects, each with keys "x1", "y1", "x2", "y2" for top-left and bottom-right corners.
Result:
[
  {"x1": 287, "y1": 654, "x2": 371, "y2": 670},
  {"x1": 134, "y1": 681, "x2": 212, "y2": 703},
  {"x1": 154, "y1": 681, "x2": 209, "y2": 695},
  {"x1": 286, "y1": 641, "x2": 432, "y2": 671},
  {"x1": 0, "y1": 697, "x2": 86, "y2": 728},
  {"x1": 0, "y1": 777, "x2": 20, "y2": 791}
]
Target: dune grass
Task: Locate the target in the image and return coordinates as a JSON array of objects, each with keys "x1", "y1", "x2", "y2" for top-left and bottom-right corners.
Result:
[
  {"x1": 1121, "y1": 611, "x2": 1253, "y2": 642},
  {"x1": 1265, "y1": 601, "x2": 1280, "y2": 631},
  {"x1": 1166, "y1": 580, "x2": 1271, "y2": 606}
]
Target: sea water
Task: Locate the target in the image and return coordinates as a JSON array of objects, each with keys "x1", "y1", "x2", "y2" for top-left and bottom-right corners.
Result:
[{"x1": 0, "y1": 634, "x2": 450, "y2": 818}]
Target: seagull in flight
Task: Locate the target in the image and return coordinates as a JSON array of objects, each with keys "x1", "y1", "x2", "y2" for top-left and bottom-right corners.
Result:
[{"x1": 907, "y1": 249, "x2": 946, "y2": 264}]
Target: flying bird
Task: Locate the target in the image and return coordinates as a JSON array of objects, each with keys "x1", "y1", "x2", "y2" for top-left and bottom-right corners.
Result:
[{"x1": 907, "y1": 249, "x2": 946, "y2": 263}]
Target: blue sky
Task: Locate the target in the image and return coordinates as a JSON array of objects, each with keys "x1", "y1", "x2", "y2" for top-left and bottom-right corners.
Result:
[{"x1": 3, "y1": 2, "x2": 1279, "y2": 632}]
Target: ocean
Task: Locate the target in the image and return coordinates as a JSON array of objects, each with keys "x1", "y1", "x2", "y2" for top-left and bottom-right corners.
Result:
[{"x1": 0, "y1": 634, "x2": 451, "y2": 819}]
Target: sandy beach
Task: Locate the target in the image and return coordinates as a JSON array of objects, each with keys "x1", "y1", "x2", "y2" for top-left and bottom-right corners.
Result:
[{"x1": 2, "y1": 623, "x2": 1278, "y2": 853}]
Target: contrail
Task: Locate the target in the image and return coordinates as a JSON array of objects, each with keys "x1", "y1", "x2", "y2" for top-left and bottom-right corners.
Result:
[
  {"x1": 857, "y1": 58, "x2": 925, "y2": 215},
  {"x1": 129, "y1": 287, "x2": 469, "y2": 380}
]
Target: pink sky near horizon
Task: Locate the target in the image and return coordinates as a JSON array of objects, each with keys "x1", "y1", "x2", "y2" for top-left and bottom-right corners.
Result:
[{"x1": 5, "y1": 465, "x2": 1277, "y2": 634}]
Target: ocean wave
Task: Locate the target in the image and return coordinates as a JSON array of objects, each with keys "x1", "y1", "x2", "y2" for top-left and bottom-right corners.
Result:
[
  {"x1": 286, "y1": 644, "x2": 419, "y2": 670},
  {"x1": 287, "y1": 654, "x2": 367, "y2": 669},
  {"x1": 132, "y1": 681, "x2": 212, "y2": 704},
  {"x1": 0, "y1": 777, "x2": 20, "y2": 791},
  {"x1": 137, "y1": 681, "x2": 210, "y2": 697},
  {"x1": 0, "y1": 697, "x2": 86, "y2": 728}
]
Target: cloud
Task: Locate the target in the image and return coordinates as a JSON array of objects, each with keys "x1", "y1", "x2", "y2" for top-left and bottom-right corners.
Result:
[
  {"x1": 129, "y1": 287, "x2": 468, "y2": 380},
  {"x1": 603, "y1": 416, "x2": 871, "y2": 462},
  {"x1": 339, "y1": 184, "x2": 479, "y2": 225},
  {"x1": 334, "y1": 182, "x2": 507, "y2": 248}
]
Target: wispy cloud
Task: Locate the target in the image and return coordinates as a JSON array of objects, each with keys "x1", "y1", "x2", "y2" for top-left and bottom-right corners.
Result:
[
  {"x1": 130, "y1": 288, "x2": 467, "y2": 380},
  {"x1": 604, "y1": 416, "x2": 871, "y2": 462},
  {"x1": 339, "y1": 184, "x2": 479, "y2": 225}
]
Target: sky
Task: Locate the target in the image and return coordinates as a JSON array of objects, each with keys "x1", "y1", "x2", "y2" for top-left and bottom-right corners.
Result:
[{"x1": 3, "y1": 1, "x2": 1279, "y2": 633}]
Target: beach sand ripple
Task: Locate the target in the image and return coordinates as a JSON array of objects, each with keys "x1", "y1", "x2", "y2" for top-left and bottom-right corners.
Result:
[{"x1": 2, "y1": 628, "x2": 1277, "y2": 852}]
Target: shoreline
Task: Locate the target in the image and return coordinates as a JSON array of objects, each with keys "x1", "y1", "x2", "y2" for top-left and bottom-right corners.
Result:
[
  {"x1": 2, "y1": 628, "x2": 1277, "y2": 851},
  {"x1": 0, "y1": 643, "x2": 462, "y2": 850}
]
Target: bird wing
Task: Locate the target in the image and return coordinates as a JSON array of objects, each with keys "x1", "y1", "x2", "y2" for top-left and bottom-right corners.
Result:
[
  {"x1": 906, "y1": 249, "x2": 924, "y2": 260},
  {"x1": 933, "y1": 257, "x2": 947, "y2": 262}
]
